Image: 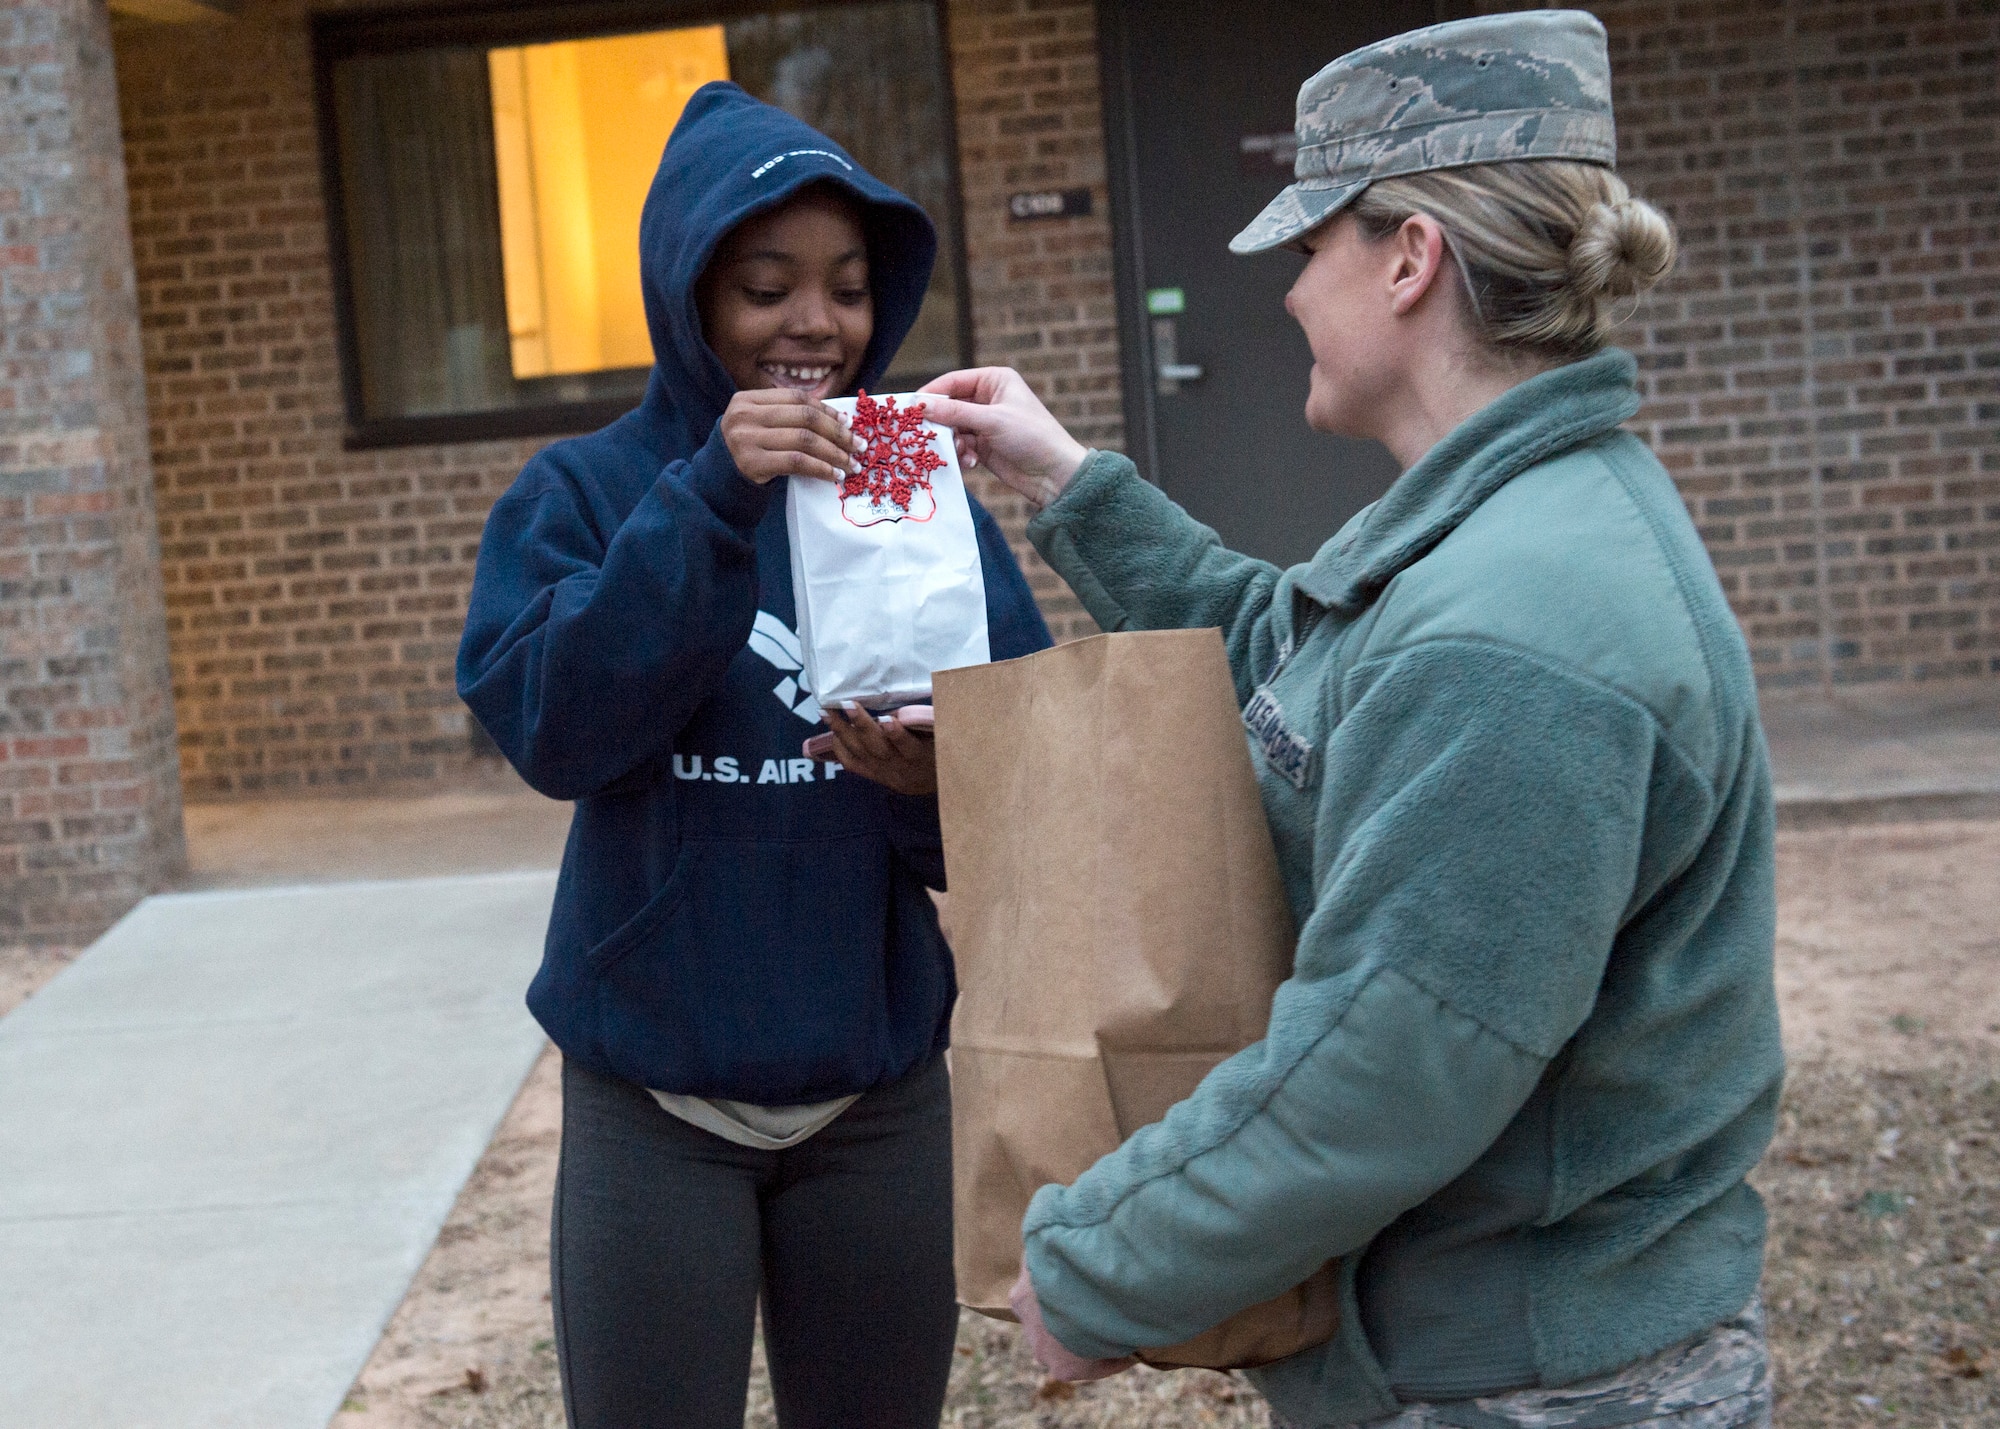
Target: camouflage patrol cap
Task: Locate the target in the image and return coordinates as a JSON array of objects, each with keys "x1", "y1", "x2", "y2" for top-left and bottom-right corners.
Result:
[{"x1": 1230, "y1": 10, "x2": 1616, "y2": 255}]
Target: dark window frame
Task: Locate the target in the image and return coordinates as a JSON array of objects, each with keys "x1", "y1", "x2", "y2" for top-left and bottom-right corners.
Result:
[{"x1": 311, "y1": 0, "x2": 974, "y2": 451}]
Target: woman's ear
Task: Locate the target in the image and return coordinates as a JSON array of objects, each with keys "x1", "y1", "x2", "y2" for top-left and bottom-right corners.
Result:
[{"x1": 1388, "y1": 213, "x2": 1450, "y2": 317}]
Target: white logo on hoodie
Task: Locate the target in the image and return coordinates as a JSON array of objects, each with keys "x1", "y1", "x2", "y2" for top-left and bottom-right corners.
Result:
[
  {"x1": 750, "y1": 148, "x2": 854, "y2": 180},
  {"x1": 747, "y1": 611, "x2": 822, "y2": 723}
]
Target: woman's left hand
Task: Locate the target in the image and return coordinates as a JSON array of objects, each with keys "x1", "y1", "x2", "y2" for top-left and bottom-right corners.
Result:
[
  {"x1": 812, "y1": 703, "x2": 937, "y2": 796},
  {"x1": 1010, "y1": 1264, "x2": 1138, "y2": 1383}
]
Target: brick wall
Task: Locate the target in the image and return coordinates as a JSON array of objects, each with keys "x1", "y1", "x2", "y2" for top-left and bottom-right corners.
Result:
[
  {"x1": 113, "y1": 1, "x2": 547, "y2": 799},
  {"x1": 1, "y1": 0, "x2": 185, "y2": 945},
  {"x1": 944, "y1": 0, "x2": 1117, "y2": 642},
  {"x1": 1466, "y1": 0, "x2": 1999, "y2": 687}
]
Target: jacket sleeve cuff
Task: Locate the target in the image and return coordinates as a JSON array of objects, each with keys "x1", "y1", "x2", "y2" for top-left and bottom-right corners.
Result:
[
  {"x1": 1025, "y1": 448, "x2": 1135, "y2": 551},
  {"x1": 1023, "y1": 1219, "x2": 1139, "y2": 1361},
  {"x1": 1024, "y1": 450, "x2": 1144, "y2": 633},
  {"x1": 682, "y1": 423, "x2": 776, "y2": 533}
]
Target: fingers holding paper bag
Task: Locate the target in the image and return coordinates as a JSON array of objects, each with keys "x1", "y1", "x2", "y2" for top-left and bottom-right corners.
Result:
[
  {"x1": 718, "y1": 387, "x2": 863, "y2": 486},
  {"x1": 919, "y1": 368, "x2": 1089, "y2": 510}
]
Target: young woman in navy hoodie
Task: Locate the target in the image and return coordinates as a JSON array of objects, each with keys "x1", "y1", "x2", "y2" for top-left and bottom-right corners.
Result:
[{"x1": 457, "y1": 84, "x2": 1050, "y2": 1428}]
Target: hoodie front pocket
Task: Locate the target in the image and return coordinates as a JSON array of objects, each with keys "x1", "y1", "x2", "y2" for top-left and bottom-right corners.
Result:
[
  {"x1": 593, "y1": 832, "x2": 899, "y2": 1100},
  {"x1": 585, "y1": 840, "x2": 703, "y2": 975}
]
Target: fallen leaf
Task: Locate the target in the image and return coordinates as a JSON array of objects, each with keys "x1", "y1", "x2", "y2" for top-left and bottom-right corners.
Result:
[
  {"x1": 464, "y1": 1366, "x2": 487, "y2": 1394},
  {"x1": 1939, "y1": 1346, "x2": 1988, "y2": 1379},
  {"x1": 1035, "y1": 1378, "x2": 1077, "y2": 1401}
]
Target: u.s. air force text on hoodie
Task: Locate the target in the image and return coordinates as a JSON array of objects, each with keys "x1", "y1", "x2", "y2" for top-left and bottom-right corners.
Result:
[{"x1": 456, "y1": 83, "x2": 1051, "y2": 1107}]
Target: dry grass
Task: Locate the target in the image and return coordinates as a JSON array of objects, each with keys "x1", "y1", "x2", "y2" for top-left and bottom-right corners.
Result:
[
  {"x1": 350, "y1": 1047, "x2": 2000, "y2": 1429},
  {"x1": 389, "y1": 1290, "x2": 1275, "y2": 1429},
  {"x1": 1755, "y1": 1051, "x2": 1999, "y2": 1427},
  {"x1": 933, "y1": 1319, "x2": 1270, "y2": 1429}
]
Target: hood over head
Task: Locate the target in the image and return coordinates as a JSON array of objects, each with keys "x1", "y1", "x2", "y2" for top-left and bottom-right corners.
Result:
[{"x1": 635, "y1": 81, "x2": 938, "y2": 458}]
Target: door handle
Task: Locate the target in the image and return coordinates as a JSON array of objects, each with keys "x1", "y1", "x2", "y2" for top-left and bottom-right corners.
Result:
[{"x1": 1151, "y1": 317, "x2": 1203, "y2": 394}]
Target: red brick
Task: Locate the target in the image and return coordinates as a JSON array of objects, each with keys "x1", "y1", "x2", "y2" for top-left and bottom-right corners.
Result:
[{"x1": 1501, "y1": 0, "x2": 2000, "y2": 687}]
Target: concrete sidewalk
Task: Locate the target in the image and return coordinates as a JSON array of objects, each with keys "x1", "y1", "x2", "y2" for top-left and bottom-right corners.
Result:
[
  {"x1": 178, "y1": 777, "x2": 573, "y2": 891},
  {"x1": 1763, "y1": 680, "x2": 2000, "y2": 824},
  {"x1": 0, "y1": 783, "x2": 565, "y2": 1429}
]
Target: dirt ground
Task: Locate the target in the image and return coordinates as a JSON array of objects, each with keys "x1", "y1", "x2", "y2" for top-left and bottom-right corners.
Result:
[
  {"x1": 1752, "y1": 819, "x2": 2000, "y2": 1428},
  {"x1": 4, "y1": 818, "x2": 1996, "y2": 1427},
  {"x1": 1773, "y1": 819, "x2": 2000, "y2": 1068},
  {"x1": 0, "y1": 942, "x2": 75, "y2": 1021}
]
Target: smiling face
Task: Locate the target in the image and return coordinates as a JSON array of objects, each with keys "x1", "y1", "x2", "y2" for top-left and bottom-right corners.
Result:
[
  {"x1": 1283, "y1": 213, "x2": 1407, "y2": 440},
  {"x1": 697, "y1": 186, "x2": 873, "y2": 402}
]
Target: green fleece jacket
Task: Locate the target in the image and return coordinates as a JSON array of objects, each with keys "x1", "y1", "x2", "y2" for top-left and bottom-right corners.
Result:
[{"x1": 1021, "y1": 350, "x2": 1783, "y2": 1427}]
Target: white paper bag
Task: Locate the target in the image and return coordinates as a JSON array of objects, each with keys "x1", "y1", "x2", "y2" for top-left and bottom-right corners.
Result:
[{"x1": 784, "y1": 393, "x2": 990, "y2": 710}]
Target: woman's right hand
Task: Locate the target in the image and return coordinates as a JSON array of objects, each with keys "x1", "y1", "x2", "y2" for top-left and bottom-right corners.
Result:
[
  {"x1": 919, "y1": 368, "x2": 1089, "y2": 510},
  {"x1": 718, "y1": 389, "x2": 863, "y2": 487},
  {"x1": 1009, "y1": 1264, "x2": 1136, "y2": 1382}
]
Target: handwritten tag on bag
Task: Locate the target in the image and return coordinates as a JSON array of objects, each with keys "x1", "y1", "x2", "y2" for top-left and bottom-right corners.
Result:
[{"x1": 785, "y1": 393, "x2": 990, "y2": 710}]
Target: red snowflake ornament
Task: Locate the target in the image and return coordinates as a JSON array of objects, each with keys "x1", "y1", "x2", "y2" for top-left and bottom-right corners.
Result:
[{"x1": 840, "y1": 392, "x2": 946, "y2": 527}]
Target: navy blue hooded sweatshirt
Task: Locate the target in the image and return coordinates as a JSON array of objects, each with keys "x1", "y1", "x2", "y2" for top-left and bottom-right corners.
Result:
[{"x1": 457, "y1": 83, "x2": 1051, "y2": 1105}]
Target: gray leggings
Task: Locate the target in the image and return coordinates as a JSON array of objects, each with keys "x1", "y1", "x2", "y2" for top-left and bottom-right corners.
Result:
[{"x1": 551, "y1": 1055, "x2": 958, "y2": 1429}]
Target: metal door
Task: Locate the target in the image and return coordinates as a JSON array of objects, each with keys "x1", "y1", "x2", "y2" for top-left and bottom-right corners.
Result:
[{"x1": 1098, "y1": 1, "x2": 1437, "y2": 568}]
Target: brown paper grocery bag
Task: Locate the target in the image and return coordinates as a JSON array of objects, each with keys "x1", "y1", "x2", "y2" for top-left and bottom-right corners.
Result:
[{"x1": 934, "y1": 628, "x2": 1340, "y2": 1371}]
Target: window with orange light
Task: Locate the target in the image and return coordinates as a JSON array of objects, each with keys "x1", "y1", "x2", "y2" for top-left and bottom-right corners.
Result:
[
  {"x1": 314, "y1": 4, "x2": 967, "y2": 446},
  {"x1": 486, "y1": 26, "x2": 731, "y2": 382}
]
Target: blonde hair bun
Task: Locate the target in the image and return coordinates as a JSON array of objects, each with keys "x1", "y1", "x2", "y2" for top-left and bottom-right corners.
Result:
[
  {"x1": 1350, "y1": 160, "x2": 1679, "y2": 361},
  {"x1": 1569, "y1": 196, "x2": 1677, "y2": 299}
]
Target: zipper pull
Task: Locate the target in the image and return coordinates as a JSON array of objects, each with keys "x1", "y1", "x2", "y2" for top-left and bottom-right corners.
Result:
[{"x1": 1268, "y1": 634, "x2": 1296, "y2": 684}]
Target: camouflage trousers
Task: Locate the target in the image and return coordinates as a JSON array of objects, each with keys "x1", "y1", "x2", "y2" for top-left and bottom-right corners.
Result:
[{"x1": 1304, "y1": 1300, "x2": 1772, "y2": 1429}]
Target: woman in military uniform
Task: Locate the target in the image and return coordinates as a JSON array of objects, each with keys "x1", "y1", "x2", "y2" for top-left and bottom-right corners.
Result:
[{"x1": 923, "y1": 12, "x2": 1781, "y2": 1429}]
